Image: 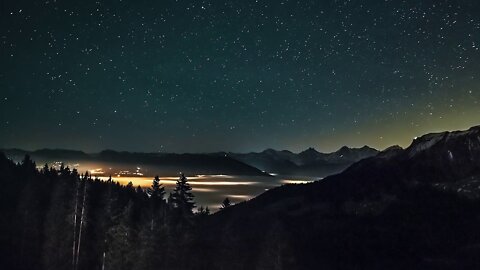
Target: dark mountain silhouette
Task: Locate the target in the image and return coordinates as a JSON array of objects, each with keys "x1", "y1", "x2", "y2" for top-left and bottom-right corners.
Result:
[
  {"x1": 220, "y1": 149, "x2": 299, "y2": 175},
  {"x1": 0, "y1": 148, "x2": 90, "y2": 162},
  {"x1": 1, "y1": 126, "x2": 480, "y2": 270},
  {"x1": 228, "y1": 145, "x2": 379, "y2": 176},
  {"x1": 216, "y1": 126, "x2": 480, "y2": 215},
  {"x1": 0, "y1": 149, "x2": 269, "y2": 176},
  {"x1": 1, "y1": 146, "x2": 378, "y2": 177},
  {"x1": 0, "y1": 126, "x2": 480, "y2": 270},
  {"x1": 199, "y1": 126, "x2": 480, "y2": 269},
  {"x1": 95, "y1": 150, "x2": 270, "y2": 176}
]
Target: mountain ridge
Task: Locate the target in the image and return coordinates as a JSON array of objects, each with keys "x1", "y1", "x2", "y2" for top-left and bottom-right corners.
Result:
[
  {"x1": 0, "y1": 148, "x2": 269, "y2": 177},
  {"x1": 1, "y1": 145, "x2": 380, "y2": 177},
  {"x1": 210, "y1": 124, "x2": 480, "y2": 215},
  {"x1": 199, "y1": 125, "x2": 480, "y2": 269},
  {"x1": 228, "y1": 145, "x2": 379, "y2": 176}
]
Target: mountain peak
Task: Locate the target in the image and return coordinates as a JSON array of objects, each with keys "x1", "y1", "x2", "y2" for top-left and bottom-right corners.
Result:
[
  {"x1": 377, "y1": 145, "x2": 403, "y2": 159},
  {"x1": 337, "y1": 146, "x2": 351, "y2": 153},
  {"x1": 300, "y1": 147, "x2": 319, "y2": 154},
  {"x1": 334, "y1": 145, "x2": 378, "y2": 155},
  {"x1": 407, "y1": 126, "x2": 480, "y2": 158},
  {"x1": 261, "y1": 148, "x2": 279, "y2": 154},
  {"x1": 360, "y1": 145, "x2": 376, "y2": 151}
]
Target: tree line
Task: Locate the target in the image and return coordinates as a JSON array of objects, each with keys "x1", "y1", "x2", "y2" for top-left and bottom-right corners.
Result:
[
  {"x1": 3, "y1": 151, "x2": 480, "y2": 269},
  {"x1": 0, "y1": 153, "x2": 216, "y2": 270}
]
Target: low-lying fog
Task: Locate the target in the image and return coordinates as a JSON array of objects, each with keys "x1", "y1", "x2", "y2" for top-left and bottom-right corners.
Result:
[
  {"x1": 30, "y1": 160, "x2": 318, "y2": 211},
  {"x1": 99, "y1": 174, "x2": 315, "y2": 211}
]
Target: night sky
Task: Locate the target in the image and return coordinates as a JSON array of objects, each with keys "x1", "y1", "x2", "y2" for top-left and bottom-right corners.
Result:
[{"x1": 1, "y1": 0, "x2": 479, "y2": 153}]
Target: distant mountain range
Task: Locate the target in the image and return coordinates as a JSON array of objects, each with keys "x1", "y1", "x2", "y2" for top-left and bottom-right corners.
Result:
[
  {"x1": 217, "y1": 125, "x2": 480, "y2": 214},
  {"x1": 1, "y1": 146, "x2": 379, "y2": 177},
  {"x1": 201, "y1": 125, "x2": 480, "y2": 269},
  {"x1": 0, "y1": 149, "x2": 268, "y2": 176},
  {"x1": 224, "y1": 145, "x2": 378, "y2": 177},
  {"x1": 3, "y1": 126, "x2": 480, "y2": 268}
]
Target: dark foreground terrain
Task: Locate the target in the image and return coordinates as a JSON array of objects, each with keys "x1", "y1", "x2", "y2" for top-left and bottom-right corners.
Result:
[{"x1": 1, "y1": 126, "x2": 480, "y2": 270}]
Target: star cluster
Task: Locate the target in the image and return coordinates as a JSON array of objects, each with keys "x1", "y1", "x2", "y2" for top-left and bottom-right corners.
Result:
[{"x1": 1, "y1": 0, "x2": 479, "y2": 152}]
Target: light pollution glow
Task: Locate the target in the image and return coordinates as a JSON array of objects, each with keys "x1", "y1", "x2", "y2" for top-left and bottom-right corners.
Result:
[{"x1": 96, "y1": 174, "x2": 315, "y2": 211}]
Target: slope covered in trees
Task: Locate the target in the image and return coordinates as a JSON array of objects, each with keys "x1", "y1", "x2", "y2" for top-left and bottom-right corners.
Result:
[
  {"x1": 0, "y1": 153, "x2": 203, "y2": 270},
  {"x1": 2, "y1": 126, "x2": 480, "y2": 270}
]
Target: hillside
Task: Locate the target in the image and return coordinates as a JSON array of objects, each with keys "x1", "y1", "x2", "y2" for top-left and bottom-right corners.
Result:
[{"x1": 200, "y1": 126, "x2": 480, "y2": 269}]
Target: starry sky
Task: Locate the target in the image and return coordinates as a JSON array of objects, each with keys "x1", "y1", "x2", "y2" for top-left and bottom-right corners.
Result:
[{"x1": 1, "y1": 0, "x2": 479, "y2": 153}]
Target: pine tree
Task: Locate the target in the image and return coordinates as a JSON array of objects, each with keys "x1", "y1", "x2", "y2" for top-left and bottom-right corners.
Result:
[
  {"x1": 146, "y1": 176, "x2": 166, "y2": 229},
  {"x1": 42, "y1": 171, "x2": 74, "y2": 270},
  {"x1": 72, "y1": 175, "x2": 80, "y2": 269},
  {"x1": 147, "y1": 176, "x2": 165, "y2": 201},
  {"x1": 220, "y1": 197, "x2": 232, "y2": 210},
  {"x1": 171, "y1": 173, "x2": 195, "y2": 215},
  {"x1": 104, "y1": 201, "x2": 136, "y2": 270},
  {"x1": 134, "y1": 218, "x2": 168, "y2": 270},
  {"x1": 41, "y1": 163, "x2": 50, "y2": 175},
  {"x1": 100, "y1": 177, "x2": 117, "y2": 270},
  {"x1": 15, "y1": 155, "x2": 45, "y2": 270},
  {"x1": 196, "y1": 206, "x2": 210, "y2": 221},
  {"x1": 20, "y1": 154, "x2": 36, "y2": 173},
  {"x1": 136, "y1": 174, "x2": 169, "y2": 270},
  {"x1": 197, "y1": 206, "x2": 210, "y2": 216},
  {"x1": 74, "y1": 175, "x2": 88, "y2": 270}
]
